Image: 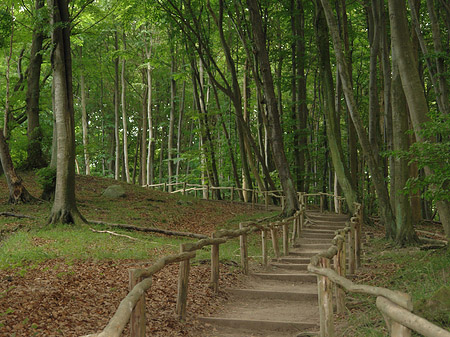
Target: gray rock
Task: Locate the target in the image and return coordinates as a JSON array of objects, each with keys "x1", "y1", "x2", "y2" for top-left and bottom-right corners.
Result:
[{"x1": 102, "y1": 185, "x2": 126, "y2": 198}]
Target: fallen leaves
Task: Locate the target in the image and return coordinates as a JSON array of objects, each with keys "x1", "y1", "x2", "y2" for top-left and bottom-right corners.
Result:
[{"x1": 0, "y1": 259, "x2": 241, "y2": 336}]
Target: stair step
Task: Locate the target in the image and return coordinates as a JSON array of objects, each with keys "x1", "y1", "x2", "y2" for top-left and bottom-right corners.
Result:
[
  {"x1": 293, "y1": 243, "x2": 331, "y2": 249},
  {"x1": 277, "y1": 256, "x2": 311, "y2": 264},
  {"x1": 270, "y1": 262, "x2": 308, "y2": 271},
  {"x1": 301, "y1": 231, "x2": 336, "y2": 239},
  {"x1": 199, "y1": 317, "x2": 318, "y2": 333},
  {"x1": 226, "y1": 288, "x2": 317, "y2": 301},
  {"x1": 296, "y1": 238, "x2": 332, "y2": 244},
  {"x1": 252, "y1": 272, "x2": 317, "y2": 283}
]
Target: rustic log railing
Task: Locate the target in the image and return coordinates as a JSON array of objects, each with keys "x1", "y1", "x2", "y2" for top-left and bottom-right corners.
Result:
[
  {"x1": 307, "y1": 202, "x2": 450, "y2": 337},
  {"x1": 81, "y1": 204, "x2": 308, "y2": 337},
  {"x1": 144, "y1": 182, "x2": 344, "y2": 213}
]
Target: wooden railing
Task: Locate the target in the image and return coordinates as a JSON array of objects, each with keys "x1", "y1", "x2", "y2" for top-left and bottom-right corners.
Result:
[
  {"x1": 145, "y1": 182, "x2": 345, "y2": 214},
  {"x1": 81, "y1": 204, "x2": 308, "y2": 337},
  {"x1": 307, "y1": 203, "x2": 450, "y2": 337}
]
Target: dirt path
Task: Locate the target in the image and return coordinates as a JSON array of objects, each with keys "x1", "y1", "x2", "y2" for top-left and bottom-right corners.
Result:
[{"x1": 198, "y1": 211, "x2": 349, "y2": 337}]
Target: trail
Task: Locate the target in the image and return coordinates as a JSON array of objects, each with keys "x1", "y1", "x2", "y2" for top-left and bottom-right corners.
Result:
[{"x1": 199, "y1": 211, "x2": 349, "y2": 336}]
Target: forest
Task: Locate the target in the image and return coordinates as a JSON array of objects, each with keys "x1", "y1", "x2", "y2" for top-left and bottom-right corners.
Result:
[{"x1": 0, "y1": 0, "x2": 449, "y2": 244}]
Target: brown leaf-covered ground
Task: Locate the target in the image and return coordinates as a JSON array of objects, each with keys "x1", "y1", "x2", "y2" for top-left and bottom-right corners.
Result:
[
  {"x1": 0, "y1": 173, "x2": 265, "y2": 336},
  {"x1": 0, "y1": 259, "x2": 243, "y2": 336}
]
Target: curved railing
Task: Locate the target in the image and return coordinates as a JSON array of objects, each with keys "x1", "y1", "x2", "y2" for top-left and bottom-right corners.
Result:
[{"x1": 307, "y1": 203, "x2": 450, "y2": 337}]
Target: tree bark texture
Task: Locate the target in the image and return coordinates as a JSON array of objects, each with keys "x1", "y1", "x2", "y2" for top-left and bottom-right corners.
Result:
[
  {"x1": 48, "y1": 0, "x2": 84, "y2": 224},
  {"x1": 25, "y1": 0, "x2": 46, "y2": 169}
]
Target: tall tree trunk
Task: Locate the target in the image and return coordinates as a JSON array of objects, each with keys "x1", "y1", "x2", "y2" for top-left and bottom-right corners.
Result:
[
  {"x1": 175, "y1": 80, "x2": 186, "y2": 183},
  {"x1": 168, "y1": 51, "x2": 176, "y2": 192},
  {"x1": 139, "y1": 68, "x2": 148, "y2": 186},
  {"x1": 48, "y1": 0, "x2": 85, "y2": 224},
  {"x1": 0, "y1": 130, "x2": 34, "y2": 203},
  {"x1": 389, "y1": 0, "x2": 450, "y2": 238},
  {"x1": 320, "y1": 0, "x2": 396, "y2": 236},
  {"x1": 391, "y1": 54, "x2": 416, "y2": 244},
  {"x1": 79, "y1": 47, "x2": 90, "y2": 175},
  {"x1": 3, "y1": 4, "x2": 14, "y2": 139},
  {"x1": 314, "y1": 2, "x2": 358, "y2": 213},
  {"x1": 247, "y1": 0, "x2": 300, "y2": 215},
  {"x1": 121, "y1": 32, "x2": 130, "y2": 183},
  {"x1": 146, "y1": 44, "x2": 154, "y2": 185},
  {"x1": 25, "y1": 0, "x2": 46, "y2": 169},
  {"x1": 114, "y1": 31, "x2": 120, "y2": 181}
]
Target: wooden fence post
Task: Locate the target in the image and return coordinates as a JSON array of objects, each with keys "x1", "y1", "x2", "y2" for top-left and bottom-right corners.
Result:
[
  {"x1": 206, "y1": 184, "x2": 210, "y2": 200},
  {"x1": 270, "y1": 226, "x2": 280, "y2": 259},
  {"x1": 163, "y1": 183, "x2": 167, "y2": 192},
  {"x1": 261, "y1": 229, "x2": 268, "y2": 266},
  {"x1": 176, "y1": 243, "x2": 190, "y2": 320},
  {"x1": 348, "y1": 221, "x2": 356, "y2": 275},
  {"x1": 333, "y1": 237, "x2": 346, "y2": 315},
  {"x1": 251, "y1": 190, "x2": 255, "y2": 209},
  {"x1": 211, "y1": 233, "x2": 220, "y2": 294},
  {"x1": 129, "y1": 269, "x2": 146, "y2": 337},
  {"x1": 265, "y1": 191, "x2": 269, "y2": 210},
  {"x1": 183, "y1": 182, "x2": 186, "y2": 195},
  {"x1": 282, "y1": 222, "x2": 289, "y2": 255},
  {"x1": 353, "y1": 217, "x2": 362, "y2": 270},
  {"x1": 231, "y1": 187, "x2": 234, "y2": 202},
  {"x1": 292, "y1": 217, "x2": 298, "y2": 242},
  {"x1": 318, "y1": 257, "x2": 334, "y2": 337},
  {"x1": 239, "y1": 223, "x2": 249, "y2": 275},
  {"x1": 320, "y1": 194, "x2": 324, "y2": 213}
]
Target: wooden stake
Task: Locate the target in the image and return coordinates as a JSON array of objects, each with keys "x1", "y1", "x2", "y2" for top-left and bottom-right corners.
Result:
[
  {"x1": 265, "y1": 191, "x2": 269, "y2": 210},
  {"x1": 129, "y1": 269, "x2": 146, "y2": 337},
  {"x1": 283, "y1": 223, "x2": 289, "y2": 255},
  {"x1": 176, "y1": 243, "x2": 190, "y2": 320},
  {"x1": 333, "y1": 238, "x2": 346, "y2": 315},
  {"x1": 318, "y1": 257, "x2": 334, "y2": 337},
  {"x1": 211, "y1": 233, "x2": 220, "y2": 294},
  {"x1": 231, "y1": 187, "x2": 234, "y2": 202},
  {"x1": 320, "y1": 194, "x2": 324, "y2": 213},
  {"x1": 239, "y1": 223, "x2": 248, "y2": 275},
  {"x1": 348, "y1": 222, "x2": 356, "y2": 275},
  {"x1": 271, "y1": 227, "x2": 280, "y2": 259},
  {"x1": 261, "y1": 229, "x2": 268, "y2": 266}
]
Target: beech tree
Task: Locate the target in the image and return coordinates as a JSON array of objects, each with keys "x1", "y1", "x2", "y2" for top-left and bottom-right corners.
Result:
[{"x1": 48, "y1": 0, "x2": 85, "y2": 224}]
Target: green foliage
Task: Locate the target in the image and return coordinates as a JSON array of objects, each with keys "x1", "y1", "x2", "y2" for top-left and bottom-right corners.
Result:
[
  {"x1": 0, "y1": 8, "x2": 12, "y2": 49},
  {"x1": 35, "y1": 167, "x2": 56, "y2": 201},
  {"x1": 404, "y1": 113, "x2": 450, "y2": 202}
]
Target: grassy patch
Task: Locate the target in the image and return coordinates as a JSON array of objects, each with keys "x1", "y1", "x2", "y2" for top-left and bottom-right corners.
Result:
[{"x1": 337, "y1": 235, "x2": 450, "y2": 336}]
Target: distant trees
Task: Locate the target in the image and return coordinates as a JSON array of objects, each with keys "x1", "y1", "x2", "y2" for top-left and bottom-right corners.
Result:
[{"x1": 0, "y1": 0, "x2": 449, "y2": 240}]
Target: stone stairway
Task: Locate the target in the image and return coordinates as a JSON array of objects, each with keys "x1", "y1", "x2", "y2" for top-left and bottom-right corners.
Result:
[{"x1": 199, "y1": 211, "x2": 349, "y2": 337}]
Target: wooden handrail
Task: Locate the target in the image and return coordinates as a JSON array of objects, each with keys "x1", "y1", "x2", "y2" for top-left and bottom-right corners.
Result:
[{"x1": 307, "y1": 205, "x2": 450, "y2": 337}]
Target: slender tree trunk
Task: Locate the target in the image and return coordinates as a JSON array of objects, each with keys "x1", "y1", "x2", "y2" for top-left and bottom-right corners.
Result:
[
  {"x1": 247, "y1": 0, "x2": 300, "y2": 215},
  {"x1": 121, "y1": 32, "x2": 130, "y2": 183},
  {"x1": 320, "y1": 0, "x2": 396, "y2": 236},
  {"x1": 168, "y1": 52, "x2": 176, "y2": 192},
  {"x1": 48, "y1": 0, "x2": 85, "y2": 224},
  {"x1": 391, "y1": 54, "x2": 416, "y2": 244},
  {"x1": 389, "y1": 0, "x2": 450, "y2": 238},
  {"x1": 175, "y1": 80, "x2": 186, "y2": 183},
  {"x1": 79, "y1": 47, "x2": 90, "y2": 175},
  {"x1": 3, "y1": 4, "x2": 14, "y2": 139},
  {"x1": 146, "y1": 44, "x2": 154, "y2": 185},
  {"x1": 25, "y1": 0, "x2": 46, "y2": 169},
  {"x1": 139, "y1": 68, "x2": 148, "y2": 186},
  {"x1": 114, "y1": 31, "x2": 120, "y2": 181}
]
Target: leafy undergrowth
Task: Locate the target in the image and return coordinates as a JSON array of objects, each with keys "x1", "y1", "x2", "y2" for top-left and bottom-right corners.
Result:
[
  {"x1": 0, "y1": 172, "x2": 277, "y2": 336},
  {"x1": 336, "y1": 222, "x2": 450, "y2": 336}
]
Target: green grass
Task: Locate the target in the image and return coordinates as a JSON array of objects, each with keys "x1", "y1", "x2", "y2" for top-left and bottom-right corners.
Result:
[{"x1": 338, "y1": 237, "x2": 450, "y2": 336}]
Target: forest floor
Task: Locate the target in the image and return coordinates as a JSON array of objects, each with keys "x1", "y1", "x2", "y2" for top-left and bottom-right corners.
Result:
[
  {"x1": 0, "y1": 172, "x2": 275, "y2": 337},
  {"x1": 1, "y1": 172, "x2": 449, "y2": 336}
]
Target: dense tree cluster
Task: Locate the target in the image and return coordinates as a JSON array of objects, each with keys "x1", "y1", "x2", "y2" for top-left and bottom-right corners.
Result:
[{"x1": 0, "y1": 0, "x2": 449, "y2": 243}]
